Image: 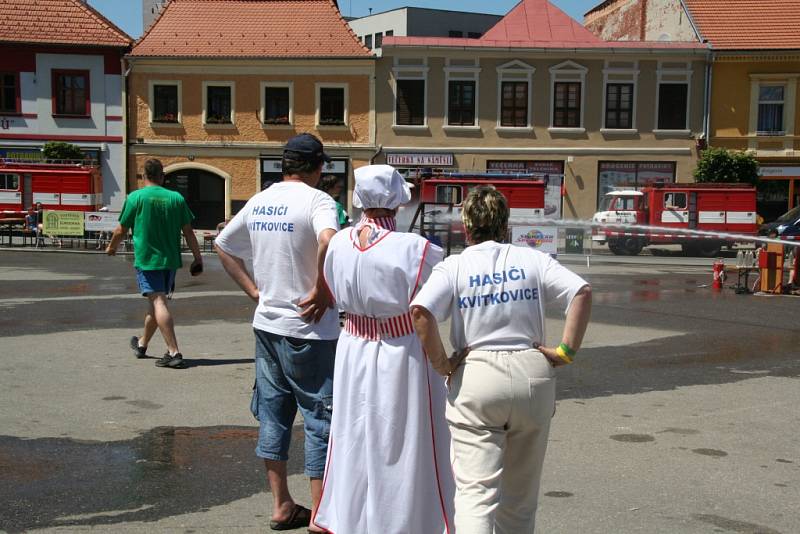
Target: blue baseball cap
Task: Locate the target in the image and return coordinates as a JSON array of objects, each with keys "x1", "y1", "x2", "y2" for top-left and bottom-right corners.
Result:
[{"x1": 283, "y1": 133, "x2": 332, "y2": 163}]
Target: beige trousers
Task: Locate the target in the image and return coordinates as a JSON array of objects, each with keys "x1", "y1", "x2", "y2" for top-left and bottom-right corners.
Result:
[{"x1": 447, "y1": 349, "x2": 556, "y2": 534}]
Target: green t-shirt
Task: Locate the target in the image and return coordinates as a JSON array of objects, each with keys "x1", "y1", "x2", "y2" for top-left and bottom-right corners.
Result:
[
  {"x1": 118, "y1": 185, "x2": 194, "y2": 270},
  {"x1": 335, "y1": 201, "x2": 349, "y2": 227}
]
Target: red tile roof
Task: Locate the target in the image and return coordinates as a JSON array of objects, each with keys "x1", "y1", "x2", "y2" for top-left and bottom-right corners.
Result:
[
  {"x1": 0, "y1": 0, "x2": 131, "y2": 48},
  {"x1": 131, "y1": 0, "x2": 371, "y2": 58},
  {"x1": 480, "y1": 0, "x2": 603, "y2": 46},
  {"x1": 383, "y1": 36, "x2": 706, "y2": 50},
  {"x1": 383, "y1": 0, "x2": 705, "y2": 50},
  {"x1": 683, "y1": 0, "x2": 800, "y2": 50}
]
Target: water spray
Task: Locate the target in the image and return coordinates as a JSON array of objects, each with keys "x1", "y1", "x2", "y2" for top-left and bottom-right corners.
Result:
[{"x1": 410, "y1": 211, "x2": 800, "y2": 250}]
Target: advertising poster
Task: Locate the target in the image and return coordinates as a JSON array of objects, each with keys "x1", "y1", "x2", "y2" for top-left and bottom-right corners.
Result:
[
  {"x1": 487, "y1": 160, "x2": 564, "y2": 219},
  {"x1": 84, "y1": 212, "x2": 120, "y2": 232},
  {"x1": 511, "y1": 226, "x2": 557, "y2": 256},
  {"x1": 564, "y1": 228, "x2": 586, "y2": 254},
  {"x1": 42, "y1": 210, "x2": 85, "y2": 236}
]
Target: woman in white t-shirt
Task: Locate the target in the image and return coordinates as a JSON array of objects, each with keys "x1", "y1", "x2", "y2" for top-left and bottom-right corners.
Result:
[{"x1": 411, "y1": 185, "x2": 592, "y2": 534}]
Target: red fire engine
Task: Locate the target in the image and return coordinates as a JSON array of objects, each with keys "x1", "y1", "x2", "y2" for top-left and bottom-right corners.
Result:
[
  {"x1": 592, "y1": 183, "x2": 758, "y2": 256},
  {"x1": 408, "y1": 172, "x2": 547, "y2": 253},
  {"x1": 0, "y1": 159, "x2": 103, "y2": 217}
]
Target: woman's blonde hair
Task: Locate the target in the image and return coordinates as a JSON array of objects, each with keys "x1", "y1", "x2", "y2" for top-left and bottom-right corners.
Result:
[{"x1": 461, "y1": 185, "x2": 509, "y2": 244}]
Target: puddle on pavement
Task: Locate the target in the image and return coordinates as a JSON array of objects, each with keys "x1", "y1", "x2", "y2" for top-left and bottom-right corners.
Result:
[
  {"x1": 692, "y1": 448, "x2": 728, "y2": 458},
  {"x1": 544, "y1": 491, "x2": 574, "y2": 498},
  {"x1": 657, "y1": 428, "x2": 700, "y2": 435},
  {"x1": 0, "y1": 426, "x2": 305, "y2": 533},
  {"x1": 610, "y1": 434, "x2": 655, "y2": 443}
]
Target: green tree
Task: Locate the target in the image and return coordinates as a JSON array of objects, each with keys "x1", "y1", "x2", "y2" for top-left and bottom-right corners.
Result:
[
  {"x1": 693, "y1": 147, "x2": 759, "y2": 185},
  {"x1": 42, "y1": 141, "x2": 84, "y2": 162}
]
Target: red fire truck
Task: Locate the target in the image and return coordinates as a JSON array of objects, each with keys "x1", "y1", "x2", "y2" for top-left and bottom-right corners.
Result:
[
  {"x1": 408, "y1": 172, "x2": 547, "y2": 253},
  {"x1": 0, "y1": 159, "x2": 103, "y2": 217},
  {"x1": 592, "y1": 183, "x2": 758, "y2": 256}
]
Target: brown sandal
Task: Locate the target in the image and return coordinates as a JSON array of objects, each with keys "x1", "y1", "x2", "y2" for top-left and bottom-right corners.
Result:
[{"x1": 269, "y1": 504, "x2": 311, "y2": 531}]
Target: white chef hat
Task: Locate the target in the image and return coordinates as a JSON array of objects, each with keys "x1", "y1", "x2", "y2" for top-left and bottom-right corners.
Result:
[{"x1": 352, "y1": 164, "x2": 411, "y2": 210}]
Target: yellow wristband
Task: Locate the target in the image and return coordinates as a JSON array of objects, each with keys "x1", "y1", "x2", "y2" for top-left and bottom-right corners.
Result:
[{"x1": 555, "y1": 346, "x2": 573, "y2": 364}]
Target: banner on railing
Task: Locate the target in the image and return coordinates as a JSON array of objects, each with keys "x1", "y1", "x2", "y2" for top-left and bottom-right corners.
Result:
[
  {"x1": 42, "y1": 210, "x2": 84, "y2": 236},
  {"x1": 84, "y1": 211, "x2": 119, "y2": 232},
  {"x1": 511, "y1": 226, "x2": 557, "y2": 256}
]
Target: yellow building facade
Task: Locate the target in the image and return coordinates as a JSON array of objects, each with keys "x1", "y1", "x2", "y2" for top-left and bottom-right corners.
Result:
[
  {"x1": 710, "y1": 53, "x2": 800, "y2": 218},
  {"x1": 127, "y1": 59, "x2": 375, "y2": 228},
  {"x1": 125, "y1": 0, "x2": 374, "y2": 228}
]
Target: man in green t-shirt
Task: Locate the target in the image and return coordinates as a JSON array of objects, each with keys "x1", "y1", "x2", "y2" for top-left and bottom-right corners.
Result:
[{"x1": 106, "y1": 159, "x2": 203, "y2": 369}]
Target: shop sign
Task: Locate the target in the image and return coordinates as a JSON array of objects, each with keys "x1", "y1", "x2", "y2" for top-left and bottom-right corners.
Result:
[
  {"x1": 262, "y1": 159, "x2": 282, "y2": 173},
  {"x1": 261, "y1": 159, "x2": 347, "y2": 174},
  {"x1": 0, "y1": 147, "x2": 43, "y2": 161},
  {"x1": 487, "y1": 160, "x2": 564, "y2": 175},
  {"x1": 511, "y1": 226, "x2": 557, "y2": 256},
  {"x1": 759, "y1": 166, "x2": 800, "y2": 177},
  {"x1": 43, "y1": 210, "x2": 85, "y2": 236},
  {"x1": 386, "y1": 153, "x2": 454, "y2": 166},
  {"x1": 322, "y1": 160, "x2": 347, "y2": 174},
  {"x1": 84, "y1": 211, "x2": 119, "y2": 232}
]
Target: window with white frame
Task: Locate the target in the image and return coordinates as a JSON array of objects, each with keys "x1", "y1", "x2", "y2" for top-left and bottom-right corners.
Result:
[
  {"x1": 149, "y1": 81, "x2": 181, "y2": 124},
  {"x1": 445, "y1": 58, "x2": 480, "y2": 128},
  {"x1": 603, "y1": 60, "x2": 638, "y2": 130},
  {"x1": 496, "y1": 60, "x2": 534, "y2": 129},
  {"x1": 261, "y1": 82, "x2": 292, "y2": 126},
  {"x1": 605, "y1": 84, "x2": 633, "y2": 129},
  {"x1": 393, "y1": 58, "x2": 429, "y2": 127},
  {"x1": 203, "y1": 82, "x2": 234, "y2": 125},
  {"x1": 656, "y1": 62, "x2": 691, "y2": 131},
  {"x1": 316, "y1": 84, "x2": 347, "y2": 126},
  {"x1": 553, "y1": 82, "x2": 581, "y2": 128},
  {"x1": 549, "y1": 61, "x2": 587, "y2": 130},
  {"x1": 757, "y1": 85, "x2": 785, "y2": 135}
]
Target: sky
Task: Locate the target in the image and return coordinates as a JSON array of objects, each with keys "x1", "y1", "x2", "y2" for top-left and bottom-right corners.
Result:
[{"x1": 87, "y1": 0, "x2": 599, "y2": 40}]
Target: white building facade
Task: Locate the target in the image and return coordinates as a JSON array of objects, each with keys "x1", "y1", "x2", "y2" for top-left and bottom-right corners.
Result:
[
  {"x1": 348, "y1": 7, "x2": 502, "y2": 55},
  {"x1": 0, "y1": 1, "x2": 132, "y2": 210}
]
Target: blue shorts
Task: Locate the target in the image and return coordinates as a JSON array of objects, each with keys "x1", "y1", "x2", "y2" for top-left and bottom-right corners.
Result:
[
  {"x1": 251, "y1": 328, "x2": 336, "y2": 479},
  {"x1": 135, "y1": 269, "x2": 176, "y2": 296}
]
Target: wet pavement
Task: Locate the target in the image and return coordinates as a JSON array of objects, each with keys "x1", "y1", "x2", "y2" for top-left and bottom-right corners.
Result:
[{"x1": 1, "y1": 250, "x2": 799, "y2": 533}]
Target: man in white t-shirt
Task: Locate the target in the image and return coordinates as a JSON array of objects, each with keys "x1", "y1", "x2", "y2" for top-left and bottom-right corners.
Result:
[{"x1": 215, "y1": 133, "x2": 339, "y2": 533}]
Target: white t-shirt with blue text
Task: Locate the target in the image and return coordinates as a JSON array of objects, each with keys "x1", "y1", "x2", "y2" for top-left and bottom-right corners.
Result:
[
  {"x1": 411, "y1": 240, "x2": 588, "y2": 351},
  {"x1": 215, "y1": 181, "x2": 340, "y2": 340}
]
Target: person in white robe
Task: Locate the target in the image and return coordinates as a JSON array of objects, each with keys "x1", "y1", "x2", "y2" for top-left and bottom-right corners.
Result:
[{"x1": 313, "y1": 165, "x2": 456, "y2": 534}]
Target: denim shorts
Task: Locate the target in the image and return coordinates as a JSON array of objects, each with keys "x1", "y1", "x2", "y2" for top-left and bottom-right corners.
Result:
[
  {"x1": 135, "y1": 269, "x2": 176, "y2": 296},
  {"x1": 251, "y1": 328, "x2": 336, "y2": 479}
]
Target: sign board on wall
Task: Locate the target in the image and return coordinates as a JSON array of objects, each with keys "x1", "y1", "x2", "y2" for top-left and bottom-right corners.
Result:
[
  {"x1": 0, "y1": 147, "x2": 43, "y2": 161},
  {"x1": 262, "y1": 159, "x2": 348, "y2": 175},
  {"x1": 84, "y1": 211, "x2": 119, "y2": 232},
  {"x1": 511, "y1": 226, "x2": 557, "y2": 256},
  {"x1": 386, "y1": 153, "x2": 454, "y2": 166},
  {"x1": 487, "y1": 160, "x2": 564, "y2": 219},
  {"x1": 260, "y1": 157, "x2": 349, "y2": 195},
  {"x1": 759, "y1": 166, "x2": 800, "y2": 177},
  {"x1": 42, "y1": 210, "x2": 85, "y2": 236}
]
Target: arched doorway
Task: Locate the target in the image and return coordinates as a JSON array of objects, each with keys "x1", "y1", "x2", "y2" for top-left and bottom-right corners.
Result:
[{"x1": 164, "y1": 168, "x2": 225, "y2": 229}]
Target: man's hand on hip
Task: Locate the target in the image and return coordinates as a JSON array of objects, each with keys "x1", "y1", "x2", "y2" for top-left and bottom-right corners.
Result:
[{"x1": 299, "y1": 285, "x2": 334, "y2": 323}]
